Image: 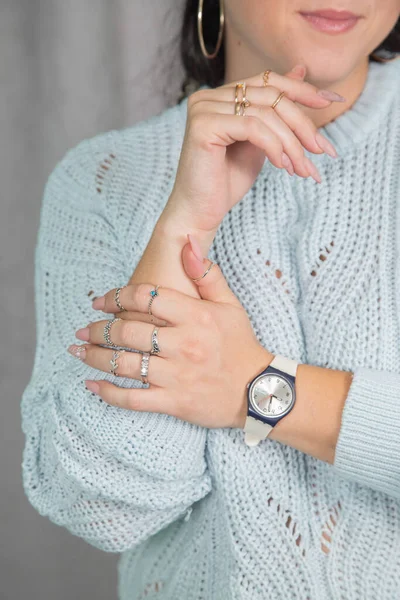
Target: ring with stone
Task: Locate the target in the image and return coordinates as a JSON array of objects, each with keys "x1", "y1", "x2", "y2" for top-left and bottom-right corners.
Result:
[{"x1": 148, "y1": 284, "x2": 160, "y2": 315}]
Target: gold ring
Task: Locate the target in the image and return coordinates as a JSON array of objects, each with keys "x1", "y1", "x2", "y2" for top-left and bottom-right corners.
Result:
[
  {"x1": 263, "y1": 70, "x2": 271, "y2": 86},
  {"x1": 191, "y1": 259, "x2": 216, "y2": 282},
  {"x1": 235, "y1": 82, "x2": 251, "y2": 116},
  {"x1": 271, "y1": 91, "x2": 285, "y2": 110}
]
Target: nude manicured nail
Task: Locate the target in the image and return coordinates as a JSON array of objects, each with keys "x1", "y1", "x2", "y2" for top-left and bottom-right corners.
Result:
[
  {"x1": 317, "y1": 89, "x2": 346, "y2": 102},
  {"x1": 85, "y1": 381, "x2": 100, "y2": 394},
  {"x1": 75, "y1": 327, "x2": 90, "y2": 341},
  {"x1": 304, "y1": 157, "x2": 322, "y2": 183},
  {"x1": 92, "y1": 296, "x2": 105, "y2": 310},
  {"x1": 187, "y1": 233, "x2": 204, "y2": 262},
  {"x1": 315, "y1": 132, "x2": 338, "y2": 158},
  {"x1": 281, "y1": 152, "x2": 294, "y2": 176},
  {"x1": 291, "y1": 64, "x2": 306, "y2": 77},
  {"x1": 68, "y1": 344, "x2": 87, "y2": 360}
]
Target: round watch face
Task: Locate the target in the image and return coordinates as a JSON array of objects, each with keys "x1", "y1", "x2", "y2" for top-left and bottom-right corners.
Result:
[{"x1": 249, "y1": 373, "x2": 294, "y2": 418}]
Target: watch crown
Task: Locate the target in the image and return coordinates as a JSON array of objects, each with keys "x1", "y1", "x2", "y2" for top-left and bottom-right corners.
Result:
[{"x1": 246, "y1": 382, "x2": 250, "y2": 388}]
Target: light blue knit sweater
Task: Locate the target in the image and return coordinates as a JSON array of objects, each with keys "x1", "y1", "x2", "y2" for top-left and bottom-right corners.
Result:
[{"x1": 21, "y1": 57, "x2": 400, "y2": 600}]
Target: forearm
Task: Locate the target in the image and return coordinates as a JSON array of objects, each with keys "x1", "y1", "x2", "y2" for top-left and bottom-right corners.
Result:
[
  {"x1": 127, "y1": 205, "x2": 217, "y2": 298},
  {"x1": 268, "y1": 362, "x2": 353, "y2": 464},
  {"x1": 126, "y1": 206, "x2": 352, "y2": 468}
]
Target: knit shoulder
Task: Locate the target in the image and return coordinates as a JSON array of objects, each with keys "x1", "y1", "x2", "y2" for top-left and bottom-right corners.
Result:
[
  {"x1": 54, "y1": 99, "x2": 186, "y2": 198},
  {"x1": 38, "y1": 98, "x2": 188, "y2": 274},
  {"x1": 43, "y1": 99, "x2": 188, "y2": 244}
]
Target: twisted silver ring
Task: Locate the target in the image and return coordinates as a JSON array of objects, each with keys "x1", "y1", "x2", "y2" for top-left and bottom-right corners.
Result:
[
  {"x1": 140, "y1": 351, "x2": 150, "y2": 384},
  {"x1": 103, "y1": 317, "x2": 122, "y2": 348},
  {"x1": 150, "y1": 327, "x2": 161, "y2": 355},
  {"x1": 114, "y1": 286, "x2": 127, "y2": 311},
  {"x1": 110, "y1": 349, "x2": 125, "y2": 376},
  {"x1": 148, "y1": 284, "x2": 160, "y2": 315}
]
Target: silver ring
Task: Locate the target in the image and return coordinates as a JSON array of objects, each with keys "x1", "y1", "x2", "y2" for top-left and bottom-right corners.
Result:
[
  {"x1": 150, "y1": 327, "x2": 161, "y2": 355},
  {"x1": 140, "y1": 351, "x2": 150, "y2": 384},
  {"x1": 103, "y1": 317, "x2": 122, "y2": 348},
  {"x1": 148, "y1": 284, "x2": 160, "y2": 315},
  {"x1": 114, "y1": 286, "x2": 126, "y2": 311},
  {"x1": 190, "y1": 259, "x2": 216, "y2": 282},
  {"x1": 110, "y1": 349, "x2": 125, "y2": 376}
]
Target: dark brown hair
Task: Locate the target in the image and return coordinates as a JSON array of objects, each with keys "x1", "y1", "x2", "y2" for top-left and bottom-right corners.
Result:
[{"x1": 177, "y1": 0, "x2": 400, "y2": 102}]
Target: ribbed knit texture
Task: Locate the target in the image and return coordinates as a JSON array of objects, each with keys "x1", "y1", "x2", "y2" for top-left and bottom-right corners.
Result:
[{"x1": 21, "y1": 58, "x2": 400, "y2": 599}]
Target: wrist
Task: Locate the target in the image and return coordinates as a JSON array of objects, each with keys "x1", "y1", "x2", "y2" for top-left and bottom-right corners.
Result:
[
  {"x1": 235, "y1": 346, "x2": 275, "y2": 430},
  {"x1": 155, "y1": 210, "x2": 218, "y2": 255}
]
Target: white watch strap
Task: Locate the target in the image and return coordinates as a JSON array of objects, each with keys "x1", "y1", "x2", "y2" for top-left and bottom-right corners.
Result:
[
  {"x1": 244, "y1": 354, "x2": 298, "y2": 447},
  {"x1": 244, "y1": 416, "x2": 273, "y2": 447},
  {"x1": 269, "y1": 354, "x2": 298, "y2": 377}
]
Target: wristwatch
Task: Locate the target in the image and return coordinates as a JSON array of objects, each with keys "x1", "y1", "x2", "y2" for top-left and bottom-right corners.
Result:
[{"x1": 244, "y1": 354, "x2": 299, "y2": 447}]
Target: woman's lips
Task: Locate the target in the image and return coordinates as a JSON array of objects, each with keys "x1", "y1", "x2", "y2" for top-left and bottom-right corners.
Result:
[{"x1": 299, "y1": 11, "x2": 361, "y2": 34}]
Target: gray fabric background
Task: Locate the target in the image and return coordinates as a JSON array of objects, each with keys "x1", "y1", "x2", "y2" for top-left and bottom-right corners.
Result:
[{"x1": 2, "y1": 1, "x2": 186, "y2": 597}]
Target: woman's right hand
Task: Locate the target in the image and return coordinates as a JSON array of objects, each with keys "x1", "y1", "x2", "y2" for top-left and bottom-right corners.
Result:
[{"x1": 162, "y1": 64, "x2": 343, "y2": 236}]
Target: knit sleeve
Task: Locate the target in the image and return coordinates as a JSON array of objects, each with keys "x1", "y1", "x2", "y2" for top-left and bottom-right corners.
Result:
[
  {"x1": 20, "y1": 137, "x2": 212, "y2": 553},
  {"x1": 333, "y1": 366, "x2": 400, "y2": 500}
]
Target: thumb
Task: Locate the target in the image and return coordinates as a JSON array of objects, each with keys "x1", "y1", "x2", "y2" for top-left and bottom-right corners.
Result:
[
  {"x1": 286, "y1": 63, "x2": 307, "y2": 80},
  {"x1": 182, "y1": 234, "x2": 242, "y2": 306}
]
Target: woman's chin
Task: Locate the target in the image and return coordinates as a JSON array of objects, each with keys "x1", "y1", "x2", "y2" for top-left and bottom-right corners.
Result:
[{"x1": 291, "y1": 56, "x2": 359, "y2": 86}]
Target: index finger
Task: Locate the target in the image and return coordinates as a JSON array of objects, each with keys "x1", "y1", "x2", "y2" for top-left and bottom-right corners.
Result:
[
  {"x1": 91, "y1": 282, "x2": 197, "y2": 325},
  {"x1": 219, "y1": 68, "x2": 346, "y2": 109}
]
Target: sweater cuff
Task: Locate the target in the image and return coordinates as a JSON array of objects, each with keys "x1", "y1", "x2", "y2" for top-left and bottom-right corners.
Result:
[{"x1": 333, "y1": 366, "x2": 400, "y2": 499}]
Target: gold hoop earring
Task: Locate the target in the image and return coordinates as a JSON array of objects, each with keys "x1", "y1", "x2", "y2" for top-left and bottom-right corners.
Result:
[{"x1": 198, "y1": 0, "x2": 225, "y2": 60}]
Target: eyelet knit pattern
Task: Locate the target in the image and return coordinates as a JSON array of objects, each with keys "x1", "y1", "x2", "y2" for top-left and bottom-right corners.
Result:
[{"x1": 21, "y1": 58, "x2": 400, "y2": 599}]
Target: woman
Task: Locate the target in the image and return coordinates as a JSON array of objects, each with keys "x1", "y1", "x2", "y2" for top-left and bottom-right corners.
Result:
[{"x1": 21, "y1": 1, "x2": 400, "y2": 599}]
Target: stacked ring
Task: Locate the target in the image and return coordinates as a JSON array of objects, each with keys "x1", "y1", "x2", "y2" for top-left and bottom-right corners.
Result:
[
  {"x1": 263, "y1": 70, "x2": 286, "y2": 109},
  {"x1": 235, "y1": 82, "x2": 251, "y2": 116},
  {"x1": 234, "y1": 76, "x2": 285, "y2": 116}
]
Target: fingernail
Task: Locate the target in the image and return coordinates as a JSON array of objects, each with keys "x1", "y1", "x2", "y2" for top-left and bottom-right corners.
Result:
[
  {"x1": 317, "y1": 89, "x2": 346, "y2": 102},
  {"x1": 75, "y1": 327, "x2": 90, "y2": 341},
  {"x1": 187, "y1": 233, "x2": 204, "y2": 263},
  {"x1": 304, "y1": 157, "x2": 322, "y2": 183},
  {"x1": 92, "y1": 296, "x2": 105, "y2": 310},
  {"x1": 291, "y1": 64, "x2": 306, "y2": 77},
  {"x1": 85, "y1": 380, "x2": 100, "y2": 394},
  {"x1": 68, "y1": 344, "x2": 87, "y2": 360},
  {"x1": 315, "y1": 132, "x2": 338, "y2": 158},
  {"x1": 281, "y1": 152, "x2": 294, "y2": 176}
]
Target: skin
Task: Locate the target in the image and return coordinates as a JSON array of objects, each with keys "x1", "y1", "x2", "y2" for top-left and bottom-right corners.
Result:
[
  {"x1": 223, "y1": 0, "x2": 400, "y2": 128},
  {"x1": 69, "y1": 3, "x2": 399, "y2": 471}
]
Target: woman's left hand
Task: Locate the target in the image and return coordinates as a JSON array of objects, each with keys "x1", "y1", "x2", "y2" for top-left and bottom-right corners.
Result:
[{"x1": 68, "y1": 235, "x2": 274, "y2": 430}]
